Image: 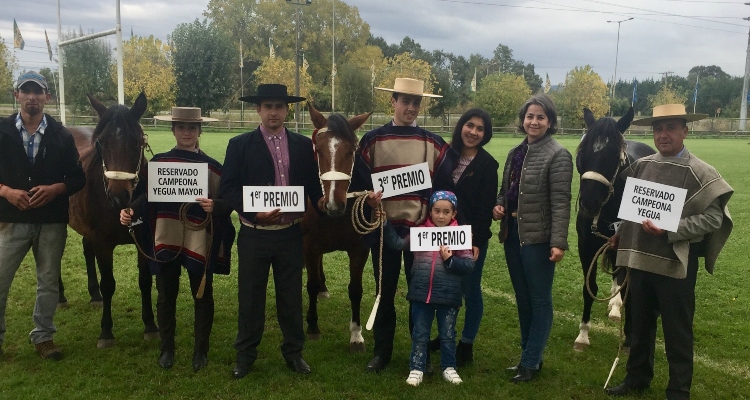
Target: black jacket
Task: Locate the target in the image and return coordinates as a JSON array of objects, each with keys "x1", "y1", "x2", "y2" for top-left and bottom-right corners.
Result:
[
  {"x1": 220, "y1": 127, "x2": 323, "y2": 223},
  {"x1": 0, "y1": 113, "x2": 85, "y2": 223}
]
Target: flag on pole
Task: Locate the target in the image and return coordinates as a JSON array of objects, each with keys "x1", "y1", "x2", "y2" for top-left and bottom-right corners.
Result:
[
  {"x1": 302, "y1": 56, "x2": 309, "y2": 73},
  {"x1": 544, "y1": 73, "x2": 551, "y2": 93},
  {"x1": 13, "y1": 19, "x2": 25, "y2": 50},
  {"x1": 693, "y1": 76, "x2": 699, "y2": 105},
  {"x1": 632, "y1": 79, "x2": 638, "y2": 104},
  {"x1": 470, "y1": 68, "x2": 477, "y2": 92},
  {"x1": 370, "y1": 60, "x2": 375, "y2": 86},
  {"x1": 332, "y1": 62, "x2": 337, "y2": 77},
  {"x1": 269, "y1": 40, "x2": 275, "y2": 59},
  {"x1": 239, "y1": 41, "x2": 244, "y2": 68},
  {"x1": 45, "y1": 30, "x2": 53, "y2": 61}
]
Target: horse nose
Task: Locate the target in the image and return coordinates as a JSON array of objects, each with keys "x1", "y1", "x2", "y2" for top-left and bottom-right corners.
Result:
[{"x1": 325, "y1": 202, "x2": 346, "y2": 217}]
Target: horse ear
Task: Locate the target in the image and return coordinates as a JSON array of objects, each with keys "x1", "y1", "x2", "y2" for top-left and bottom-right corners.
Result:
[
  {"x1": 616, "y1": 107, "x2": 635, "y2": 134},
  {"x1": 87, "y1": 94, "x2": 108, "y2": 118},
  {"x1": 348, "y1": 112, "x2": 373, "y2": 133},
  {"x1": 130, "y1": 92, "x2": 147, "y2": 120},
  {"x1": 583, "y1": 108, "x2": 596, "y2": 128},
  {"x1": 307, "y1": 102, "x2": 327, "y2": 130}
]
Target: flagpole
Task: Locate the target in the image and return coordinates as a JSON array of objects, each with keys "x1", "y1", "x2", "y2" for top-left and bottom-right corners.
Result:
[{"x1": 57, "y1": 0, "x2": 66, "y2": 124}]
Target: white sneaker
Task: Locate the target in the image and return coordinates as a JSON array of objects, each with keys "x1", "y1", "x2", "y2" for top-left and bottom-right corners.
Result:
[
  {"x1": 406, "y1": 370, "x2": 423, "y2": 386},
  {"x1": 442, "y1": 367, "x2": 463, "y2": 384}
]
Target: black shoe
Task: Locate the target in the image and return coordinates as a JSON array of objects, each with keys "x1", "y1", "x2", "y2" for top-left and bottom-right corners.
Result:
[
  {"x1": 605, "y1": 381, "x2": 649, "y2": 396},
  {"x1": 507, "y1": 360, "x2": 542, "y2": 373},
  {"x1": 192, "y1": 352, "x2": 208, "y2": 372},
  {"x1": 365, "y1": 356, "x2": 388, "y2": 372},
  {"x1": 285, "y1": 357, "x2": 311, "y2": 374},
  {"x1": 158, "y1": 351, "x2": 174, "y2": 369},
  {"x1": 425, "y1": 363, "x2": 434, "y2": 376},
  {"x1": 427, "y1": 337, "x2": 441, "y2": 352},
  {"x1": 232, "y1": 360, "x2": 252, "y2": 379},
  {"x1": 511, "y1": 366, "x2": 538, "y2": 383},
  {"x1": 456, "y1": 341, "x2": 474, "y2": 367}
]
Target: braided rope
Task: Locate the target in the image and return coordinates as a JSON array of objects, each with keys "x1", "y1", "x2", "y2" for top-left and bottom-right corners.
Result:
[{"x1": 350, "y1": 192, "x2": 386, "y2": 330}]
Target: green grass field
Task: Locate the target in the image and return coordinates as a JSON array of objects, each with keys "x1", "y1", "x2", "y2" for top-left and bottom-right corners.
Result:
[{"x1": 0, "y1": 130, "x2": 747, "y2": 399}]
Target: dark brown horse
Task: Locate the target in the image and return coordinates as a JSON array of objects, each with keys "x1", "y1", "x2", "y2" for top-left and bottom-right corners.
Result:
[
  {"x1": 302, "y1": 103, "x2": 371, "y2": 352},
  {"x1": 67, "y1": 93, "x2": 158, "y2": 348}
]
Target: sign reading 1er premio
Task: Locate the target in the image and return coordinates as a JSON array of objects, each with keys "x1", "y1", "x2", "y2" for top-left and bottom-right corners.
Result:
[
  {"x1": 371, "y1": 162, "x2": 432, "y2": 199},
  {"x1": 243, "y1": 186, "x2": 305, "y2": 212},
  {"x1": 617, "y1": 177, "x2": 687, "y2": 232},
  {"x1": 410, "y1": 226, "x2": 472, "y2": 252},
  {"x1": 148, "y1": 162, "x2": 208, "y2": 203}
]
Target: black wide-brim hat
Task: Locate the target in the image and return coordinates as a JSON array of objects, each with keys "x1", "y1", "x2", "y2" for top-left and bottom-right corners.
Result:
[{"x1": 239, "y1": 84, "x2": 306, "y2": 104}]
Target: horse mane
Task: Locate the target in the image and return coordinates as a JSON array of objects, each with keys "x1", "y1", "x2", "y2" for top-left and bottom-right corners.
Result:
[
  {"x1": 326, "y1": 113, "x2": 357, "y2": 144},
  {"x1": 577, "y1": 116, "x2": 624, "y2": 159},
  {"x1": 92, "y1": 103, "x2": 142, "y2": 142}
]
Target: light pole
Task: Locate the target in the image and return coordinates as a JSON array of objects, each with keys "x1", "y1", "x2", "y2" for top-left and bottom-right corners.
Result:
[
  {"x1": 331, "y1": 0, "x2": 336, "y2": 112},
  {"x1": 607, "y1": 17, "x2": 633, "y2": 116},
  {"x1": 286, "y1": 0, "x2": 311, "y2": 131}
]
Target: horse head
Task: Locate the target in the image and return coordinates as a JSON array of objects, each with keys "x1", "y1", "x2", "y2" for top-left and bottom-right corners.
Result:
[
  {"x1": 309, "y1": 102, "x2": 372, "y2": 217},
  {"x1": 577, "y1": 107, "x2": 634, "y2": 219},
  {"x1": 88, "y1": 92, "x2": 147, "y2": 210}
]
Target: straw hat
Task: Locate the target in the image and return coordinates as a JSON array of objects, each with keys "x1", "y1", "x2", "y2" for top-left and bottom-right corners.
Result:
[
  {"x1": 154, "y1": 107, "x2": 218, "y2": 122},
  {"x1": 375, "y1": 78, "x2": 442, "y2": 98},
  {"x1": 631, "y1": 104, "x2": 708, "y2": 126}
]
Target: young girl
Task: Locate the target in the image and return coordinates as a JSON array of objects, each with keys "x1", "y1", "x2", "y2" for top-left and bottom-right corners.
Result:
[{"x1": 382, "y1": 190, "x2": 474, "y2": 386}]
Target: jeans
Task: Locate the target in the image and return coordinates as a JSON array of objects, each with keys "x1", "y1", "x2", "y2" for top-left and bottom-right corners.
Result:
[
  {"x1": 0, "y1": 222, "x2": 67, "y2": 346},
  {"x1": 504, "y1": 217, "x2": 555, "y2": 370},
  {"x1": 410, "y1": 301, "x2": 458, "y2": 371},
  {"x1": 460, "y1": 240, "x2": 488, "y2": 344}
]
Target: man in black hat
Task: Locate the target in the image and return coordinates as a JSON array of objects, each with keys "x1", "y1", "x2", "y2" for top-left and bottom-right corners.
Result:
[
  {"x1": 220, "y1": 84, "x2": 323, "y2": 378},
  {"x1": 0, "y1": 71, "x2": 85, "y2": 360}
]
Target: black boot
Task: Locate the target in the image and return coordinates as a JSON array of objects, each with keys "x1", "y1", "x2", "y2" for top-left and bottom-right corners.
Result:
[{"x1": 455, "y1": 341, "x2": 473, "y2": 367}]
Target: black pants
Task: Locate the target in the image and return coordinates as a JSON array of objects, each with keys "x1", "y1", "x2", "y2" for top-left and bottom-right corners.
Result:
[
  {"x1": 234, "y1": 224, "x2": 305, "y2": 364},
  {"x1": 624, "y1": 245, "x2": 700, "y2": 400},
  {"x1": 370, "y1": 241, "x2": 414, "y2": 363},
  {"x1": 156, "y1": 260, "x2": 214, "y2": 354}
]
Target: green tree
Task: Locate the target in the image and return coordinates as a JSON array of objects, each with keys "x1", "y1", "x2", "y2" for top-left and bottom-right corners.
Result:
[
  {"x1": 556, "y1": 65, "x2": 609, "y2": 126},
  {"x1": 253, "y1": 56, "x2": 314, "y2": 101},
  {"x1": 0, "y1": 35, "x2": 18, "y2": 103},
  {"x1": 61, "y1": 28, "x2": 114, "y2": 113},
  {"x1": 337, "y1": 64, "x2": 375, "y2": 115},
  {"x1": 119, "y1": 36, "x2": 175, "y2": 117},
  {"x1": 38, "y1": 68, "x2": 58, "y2": 100},
  {"x1": 473, "y1": 72, "x2": 530, "y2": 128},
  {"x1": 374, "y1": 53, "x2": 435, "y2": 113},
  {"x1": 492, "y1": 43, "x2": 542, "y2": 93},
  {"x1": 171, "y1": 19, "x2": 234, "y2": 114},
  {"x1": 648, "y1": 83, "x2": 687, "y2": 108}
]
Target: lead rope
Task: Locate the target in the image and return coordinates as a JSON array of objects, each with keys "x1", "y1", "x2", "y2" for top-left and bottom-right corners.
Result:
[
  {"x1": 350, "y1": 192, "x2": 385, "y2": 330},
  {"x1": 128, "y1": 203, "x2": 213, "y2": 298}
]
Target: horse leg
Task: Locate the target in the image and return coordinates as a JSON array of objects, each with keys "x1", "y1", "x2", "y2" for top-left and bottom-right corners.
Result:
[
  {"x1": 95, "y1": 243, "x2": 117, "y2": 348},
  {"x1": 575, "y1": 219, "x2": 599, "y2": 352},
  {"x1": 347, "y1": 246, "x2": 368, "y2": 353},
  {"x1": 57, "y1": 276, "x2": 69, "y2": 309},
  {"x1": 137, "y1": 254, "x2": 159, "y2": 340},
  {"x1": 83, "y1": 237, "x2": 103, "y2": 305},
  {"x1": 305, "y1": 248, "x2": 323, "y2": 341},
  {"x1": 318, "y1": 262, "x2": 330, "y2": 300},
  {"x1": 613, "y1": 264, "x2": 632, "y2": 350}
]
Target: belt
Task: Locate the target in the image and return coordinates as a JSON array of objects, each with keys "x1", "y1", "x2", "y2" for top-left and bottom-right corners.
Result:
[
  {"x1": 242, "y1": 218, "x2": 303, "y2": 230},
  {"x1": 511, "y1": 212, "x2": 518, "y2": 217}
]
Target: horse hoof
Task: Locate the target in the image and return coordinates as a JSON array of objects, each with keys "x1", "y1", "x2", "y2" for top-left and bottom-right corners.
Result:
[
  {"x1": 349, "y1": 342, "x2": 365, "y2": 353},
  {"x1": 97, "y1": 339, "x2": 116, "y2": 349},
  {"x1": 573, "y1": 341, "x2": 588, "y2": 352},
  {"x1": 307, "y1": 333, "x2": 321, "y2": 341},
  {"x1": 143, "y1": 332, "x2": 160, "y2": 341},
  {"x1": 608, "y1": 311, "x2": 621, "y2": 323},
  {"x1": 57, "y1": 302, "x2": 69, "y2": 310},
  {"x1": 89, "y1": 300, "x2": 103, "y2": 308},
  {"x1": 317, "y1": 291, "x2": 330, "y2": 300}
]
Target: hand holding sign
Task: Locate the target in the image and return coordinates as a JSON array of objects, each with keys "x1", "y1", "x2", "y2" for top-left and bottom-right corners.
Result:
[
  {"x1": 617, "y1": 177, "x2": 687, "y2": 232},
  {"x1": 410, "y1": 226, "x2": 472, "y2": 252}
]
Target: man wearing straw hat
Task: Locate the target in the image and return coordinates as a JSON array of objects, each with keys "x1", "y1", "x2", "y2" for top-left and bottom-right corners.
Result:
[
  {"x1": 352, "y1": 77, "x2": 455, "y2": 373},
  {"x1": 606, "y1": 104, "x2": 733, "y2": 399},
  {"x1": 119, "y1": 107, "x2": 235, "y2": 372},
  {"x1": 220, "y1": 84, "x2": 323, "y2": 378}
]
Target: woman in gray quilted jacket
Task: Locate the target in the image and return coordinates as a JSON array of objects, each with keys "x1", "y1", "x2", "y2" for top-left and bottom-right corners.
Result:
[{"x1": 492, "y1": 94, "x2": 573, "y2": 383}]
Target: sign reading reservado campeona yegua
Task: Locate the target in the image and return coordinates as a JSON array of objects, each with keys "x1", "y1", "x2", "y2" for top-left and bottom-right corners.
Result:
[
  {"x1": 148, "y1": 162, "x2": 208, "y2": 203},
  {"x1": 617, "y1": 177, "x2": 687, "y2": 232}
]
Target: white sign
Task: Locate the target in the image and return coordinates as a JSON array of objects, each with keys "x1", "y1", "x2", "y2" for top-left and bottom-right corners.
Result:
[
  {"x1": 617, "y1": 177, "x2": 687, "y2": 232},
  {"x1": 148, "y1": 162, "x2": 208, "y2": 203},
  {"x1": 243, "y1": 186, "x2": 305, "y2": 212},
  {"x1": 371, "y1": 162, "x2": 432, "y2": 199},
  {"x1": 409, "y1": 226, "x2": 472, "y2": 251}
]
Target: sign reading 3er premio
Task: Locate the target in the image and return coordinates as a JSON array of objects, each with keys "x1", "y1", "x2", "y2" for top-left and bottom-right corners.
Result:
[
  {"x1": 243, "y1": 186, "x2": 305, "y2": 212},
  {"x1": 617, "y1": 177, "x2": 687, "y2": 232},
  {"x1": 371, "y1": 162, "x2": 432, "y2": 199},
  {"x1": 410, "y1": 226, "x2": 472, "y2": 252},
  {"x1": 148, "y1": 162, "x2": 208, "y2": 203}
]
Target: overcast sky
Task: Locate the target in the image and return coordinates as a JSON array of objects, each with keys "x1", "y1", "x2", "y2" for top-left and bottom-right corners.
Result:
[{"x1": 3, "y1": 0, "x2": 749, "y2": 86}]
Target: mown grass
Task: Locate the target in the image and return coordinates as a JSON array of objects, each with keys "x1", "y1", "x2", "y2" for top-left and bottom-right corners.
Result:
[{"x1": 0, "y1": 131, "x2": 748, "y2": 399}]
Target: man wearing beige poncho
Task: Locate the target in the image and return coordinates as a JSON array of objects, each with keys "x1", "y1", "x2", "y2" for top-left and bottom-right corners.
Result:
[{"x1": 606, "y1": 104, "x2": 733, "y2": 400}]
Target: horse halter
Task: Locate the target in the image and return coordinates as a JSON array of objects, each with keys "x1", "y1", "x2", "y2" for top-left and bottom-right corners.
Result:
[
  {"x1": 580, "y1": 145, "x2": 627, "y2": 234},
  {"x1": 95, "y1": 136, "x2": 146, "y2": 207},
  {"x1": 313, "y1": 127, "x2": 364, "y2": 198}
]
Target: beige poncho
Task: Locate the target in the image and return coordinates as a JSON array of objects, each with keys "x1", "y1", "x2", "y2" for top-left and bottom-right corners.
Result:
[{"x1": 616, "y1": 149, "x2": 733, "y2": 279}]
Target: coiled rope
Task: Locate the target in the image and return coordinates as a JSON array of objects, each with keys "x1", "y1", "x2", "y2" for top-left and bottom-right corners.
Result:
[{"x1": 350, "y1": 192, "x2": 386, "y2": 330}]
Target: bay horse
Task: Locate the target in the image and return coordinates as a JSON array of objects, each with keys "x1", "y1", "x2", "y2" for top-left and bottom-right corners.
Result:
[
  {"x1": 573, "y1": 107, "x2": 655, "y2": 351},
  {"x1": 67, "y1": 93, "x2": 158, "y2": 348},
  {"x1": 302, "y1": 103, "x2": 372, "y2": 352}
]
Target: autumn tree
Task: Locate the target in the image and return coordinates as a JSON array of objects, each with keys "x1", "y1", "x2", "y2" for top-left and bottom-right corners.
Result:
[
  {"x1": 253, "y1": 56, "x2": 314, "y2": 101},
  {"x1": 119, "y1": 36, "x2": 175, "y2": 117},
  {"x1": 171, "y1": 20, "x2": 234, "y2": 114},
  {"x1": 0, "y1": 35, "x2": 17, "y2": 103},
  {"x1": 373, "y1": 53, "x2": 435, "y2": 113},
  {"x1": 556, "y1": 65, "x2": 609, "y2": 126},
  {"x1": 474, "y1": 73, "x2": 530, "y2": 128},
  {"x1": 61, "y1": 28, "x2": 114, "y2": 113},
  {"x1": 648, "y1": 83, "x2": 687, "y2": 108}
]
